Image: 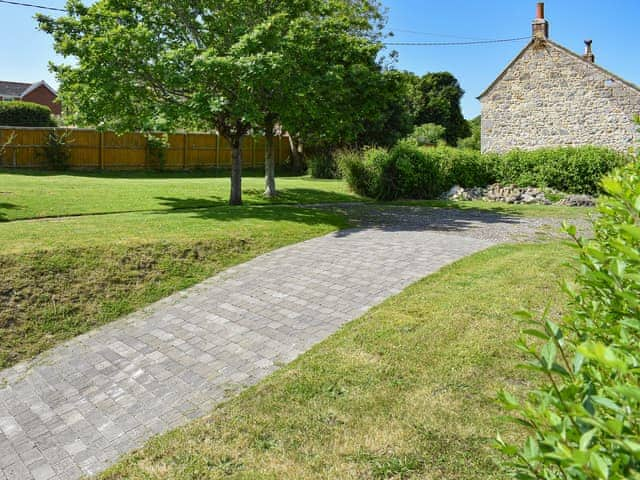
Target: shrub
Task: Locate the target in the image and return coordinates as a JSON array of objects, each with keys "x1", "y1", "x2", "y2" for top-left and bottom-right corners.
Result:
[
  {"x1": 497, "y1": 159, "x2": 640, "y2": 479},
  {"x1": 39, "y1": 130, "x2": 72, "y2": 170},
  {"x1": 428, "y1": 146, "x2": 496, "y2": 189},
  {"x1": 0, "y1": 101, "x2": 56, "y2": 127},
  {"x1": 309, "y1": 150, "x2": 340, "y2": 179},
  {"x1": 495, "y1": 147, "x2": 628, "y2": 194},
  {"x1": 145, "y1": 134, "x2": 169, "y2": 171},
  {"x1": 391, "y1": 141, "x2": 440, "y2": 199},
  {"x1": 337, "y1": 148, "x2": 395, "y2": 199},
  {"x1": 406, "y1": 123, "x2": 447, "y2": 147}
]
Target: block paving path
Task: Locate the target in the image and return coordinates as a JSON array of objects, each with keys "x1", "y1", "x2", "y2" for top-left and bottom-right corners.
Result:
[{"x1": 0, "y1": 207, "x2": 566, "y2": 479}]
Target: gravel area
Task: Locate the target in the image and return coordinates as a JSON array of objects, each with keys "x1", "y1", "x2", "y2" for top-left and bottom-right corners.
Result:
[{"x1": 312, "y1": 204, "x2": 593, "y2": 243}]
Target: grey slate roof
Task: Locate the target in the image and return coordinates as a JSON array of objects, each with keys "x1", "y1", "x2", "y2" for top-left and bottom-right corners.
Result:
[{"x1": 0, "y1": 81, "x2": 32, "y2": 98}]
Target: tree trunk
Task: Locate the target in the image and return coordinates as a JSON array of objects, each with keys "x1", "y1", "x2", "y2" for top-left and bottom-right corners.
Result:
[
  {"x1": 230, "y1": 137, "x2": 243, "y2": 206},
  {"x1": 264, "y1": 119, "x2": 277, "y2": 198},
  {"x1": 288, "y1": 135, "x2": 305, "y2": 174}
]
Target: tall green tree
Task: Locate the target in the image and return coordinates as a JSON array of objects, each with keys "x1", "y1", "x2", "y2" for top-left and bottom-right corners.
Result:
[
  {"x1": 414, "y1": 72, "x2": 470, "y2": 145},
  {"x1": 38, "y1": 0, "x2": 384, "y2": 204}
]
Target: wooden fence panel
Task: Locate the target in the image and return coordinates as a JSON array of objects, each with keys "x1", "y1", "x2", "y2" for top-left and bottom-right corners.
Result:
[
  {"x1": 68, "y1": 130, "x2": 100, "y2": 169},
  {"x1": 0, "y1": 127, "x2": 291, "y2": 171}
]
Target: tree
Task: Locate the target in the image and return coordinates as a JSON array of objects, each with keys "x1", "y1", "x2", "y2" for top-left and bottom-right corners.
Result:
[
  {"x1": 414, "y1": 72, "x2": 470, "y2": 145},
  {"x1": 38, "y1": 0, "x2": 385, "y2": 204},
  {"x1": 458, "y1": 115, "x2": 481, "y2": 150}
]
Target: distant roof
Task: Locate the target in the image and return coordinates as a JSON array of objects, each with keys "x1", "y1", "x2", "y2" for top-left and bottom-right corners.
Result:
[
  {"x1": 0, "y1": 80, "x2": 58, "y2": 99},
  {"x1": 478, "y1": 39, "x2": 640, "y2": 100},
  {"x1": 0, "y1": 81, "x2": 32, "y2": 98}
]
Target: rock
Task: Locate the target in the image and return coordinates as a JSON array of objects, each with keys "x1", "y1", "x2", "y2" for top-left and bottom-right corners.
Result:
[{"x1": 556, "y1": 194, "x2": 596, "y2": 207}]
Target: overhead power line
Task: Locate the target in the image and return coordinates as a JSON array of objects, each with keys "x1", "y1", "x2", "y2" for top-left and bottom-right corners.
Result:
[
  {"x1": 384, "y1": 36, "x2": 531, "y2": 46},
  {"x1": 1, "y1": 0, "x2": 531, "y2": 47},
  {"x1": 388, "y1": 28, "x2": 492, "y2": 42},
  {"x1": 0, "y1": 0, "x2": 65, "y2": 12}
]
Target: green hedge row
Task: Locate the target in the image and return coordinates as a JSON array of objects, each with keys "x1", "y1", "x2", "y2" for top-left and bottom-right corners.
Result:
[
  {"x1": 0, "y1": 101, "x2": 56, "y2": 127},
  {"x1": 338, "y1": 144, "x2": 628, "y2": 200}
]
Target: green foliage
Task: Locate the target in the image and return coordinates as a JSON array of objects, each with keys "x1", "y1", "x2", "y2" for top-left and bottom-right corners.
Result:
[
  {"x1": 458, "y1": 116, "x2": 481, "y2": 151},
  {"x1": 495, "y1": 147, "x2": 628, "y2": 194},
  {"x1": 145, "y1": 134, "x2": 170, "y2": 171},
  {"x1": 308, "y1": 150, "x2": 341, "y2": 179},
  {"x1": 38, "y1": 0, "x2": 386, "y2": 204},
  {"x1": 340, "y1": 145, "x2": 493, "y2": 200},
  {"x1": 406, "y1": 123, "x2": 447, "y2": 147},
  {"x1": 497, "y1": 159, "x2": 640, "y2": 480},
  {"x1": 413, "y1": 72, "x2": 470, "y2": 145},
  {"x1": 38, "y1": 130, "x2": 72, "y2": 170},
  {"x1": 0, "y1": 101, "x2": 56, "y2": 127}
]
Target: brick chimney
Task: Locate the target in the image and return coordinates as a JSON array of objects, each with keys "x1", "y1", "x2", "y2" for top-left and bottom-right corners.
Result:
[
  {"x1": 532, "y1": 2, "x2": 549, "y2": 39},
  {"x1": 583, "y1": 40, "x2": 595, "y2": 63}
]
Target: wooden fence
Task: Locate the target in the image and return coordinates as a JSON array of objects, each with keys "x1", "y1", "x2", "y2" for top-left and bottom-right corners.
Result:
[{"x1": 0, "y1": 127, "x2": 291, "y2": 170}]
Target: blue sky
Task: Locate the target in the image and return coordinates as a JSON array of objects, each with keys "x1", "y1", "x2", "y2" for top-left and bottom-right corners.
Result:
[{"x1": 1, "y1": 0, "x2": 639, "y2": 118}]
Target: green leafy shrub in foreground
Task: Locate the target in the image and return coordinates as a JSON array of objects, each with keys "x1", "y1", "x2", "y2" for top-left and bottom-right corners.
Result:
[
  {"x1": 497, "y1": 160, "x2": 640, "y2": 479},
  {"x1": 0, "y1": 101, "x2": 56, "y2": 127},
  {"x1": 496, "y1": 147, "x2": 627, "y2": 194}
]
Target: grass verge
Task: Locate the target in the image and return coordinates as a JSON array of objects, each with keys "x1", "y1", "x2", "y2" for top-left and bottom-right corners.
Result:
[
  {"x1": 100, "y1": 241, "x2": 575, "y2": 480},
  {"x1": 0, "y1": 207, "x2": 349, "y2": 368}
]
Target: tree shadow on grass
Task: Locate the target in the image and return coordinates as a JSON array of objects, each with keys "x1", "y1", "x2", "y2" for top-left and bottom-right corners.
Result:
[
  {"x1": 0, "y1": 202, "x2": 20, "y2": 222},
  {"x1": 155, "y1": 188, "x2": 361, "y2": 213},
  {"x1": 153, "y1": 195, "x2": 538, "y2": 240}
]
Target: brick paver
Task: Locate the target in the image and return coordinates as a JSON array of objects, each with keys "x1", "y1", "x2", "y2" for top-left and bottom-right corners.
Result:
[{"x1": 0, "y1": 211, "x2": 535, "y2": 479}]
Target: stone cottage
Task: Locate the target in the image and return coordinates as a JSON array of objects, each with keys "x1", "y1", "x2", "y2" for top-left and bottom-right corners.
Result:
[{"x1": 479, "y1": 3, "x2": 640, "y2": 154}]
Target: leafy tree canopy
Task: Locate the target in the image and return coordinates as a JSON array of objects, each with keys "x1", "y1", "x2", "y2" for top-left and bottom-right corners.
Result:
[{"x1": 413, "y1": 72, "x2": 470, "y2": 145}]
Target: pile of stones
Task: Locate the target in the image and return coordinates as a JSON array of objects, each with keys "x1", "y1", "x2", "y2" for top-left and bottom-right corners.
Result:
[{"x1": 442, "y1": 183, "x2": 596, "y2": 207}]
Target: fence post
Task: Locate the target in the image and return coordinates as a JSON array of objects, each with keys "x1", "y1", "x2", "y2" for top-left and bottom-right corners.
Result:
[
  {"x1": 99, "y1": 131, "x2": 105, "y2": 170},
  {"x1": 183, "y1": 132, "x2": 188, "y2": 170}
]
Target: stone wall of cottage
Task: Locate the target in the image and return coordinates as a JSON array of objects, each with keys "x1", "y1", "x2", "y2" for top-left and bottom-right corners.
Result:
[{"x1": 481, "y1": 41, "x2": 640, "y2": 154}]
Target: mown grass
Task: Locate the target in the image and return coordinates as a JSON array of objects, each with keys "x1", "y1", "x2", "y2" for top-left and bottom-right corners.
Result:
[
  {"x1": 0, "y1": 169, "x2": 362, "y2": 221},
  {"x1": 0, "y1": 207, "x2": 349, "y2": 368},
  {"x1": 100, "y1": 241, "x2": 575, "y2": 480}
]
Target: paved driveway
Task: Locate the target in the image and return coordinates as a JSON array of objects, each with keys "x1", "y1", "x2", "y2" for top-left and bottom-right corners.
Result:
[{"x1": 0, "y1": 207, "x2": 573, "y2": 480}]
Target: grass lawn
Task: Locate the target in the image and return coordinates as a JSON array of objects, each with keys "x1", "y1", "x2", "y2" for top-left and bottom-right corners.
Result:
[
  {"x1": 100, "y1": 241, "x2": 575, "y2": 480},
  {"x1": 0, "y1": 169, "x2": 362, "y2": 221},
  {"x1": 0, "y1": 206, "x2": 349, "y2": 368}
]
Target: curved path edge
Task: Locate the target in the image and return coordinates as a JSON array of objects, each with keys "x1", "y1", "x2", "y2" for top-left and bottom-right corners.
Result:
[{"x1": 1, "y1": 222, "x2": 499, "y2": 480}]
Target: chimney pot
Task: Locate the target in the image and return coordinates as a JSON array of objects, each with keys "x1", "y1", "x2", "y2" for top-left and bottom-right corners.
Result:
[
  {"x1": 583, "y1": 39, "x2": 595, "y2": 63},
  {"x1": 536, "y1": 2, "x2": 545, "y2": 19}
]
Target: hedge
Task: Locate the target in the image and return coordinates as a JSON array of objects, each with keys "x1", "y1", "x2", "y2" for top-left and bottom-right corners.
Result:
[
  {"x1": 339, "y1": 145, "x2": 628, "y2": 200},
  {"x1": 495, "y1": 146, "x2": 627, "y2": 194},
  {"x1": 0, "y1": 101, "x2": 56, "y2": 127}
]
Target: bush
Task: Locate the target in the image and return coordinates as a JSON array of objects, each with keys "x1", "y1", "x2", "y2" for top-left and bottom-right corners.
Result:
[
  {"x1": 39, "y1": 130, "x2": 72, "y2": 170},
  {"x1": 406, "y1": 123, "x2": 447, "y2": 147},
  {"x1": 337, "y1": 148, "x2": 395, "y2": 199},
  {"x1": 340, "y1": 144, "x2": 495, "y2": 200},
  {"x1": 428, "y1": 147, "x2": 496, "y2": 189},
  {"x1": 308, "y1": 150, "x2": 340, "y2": 179},
  {"x1": 497, "y1": 159, "x2": 640, "y2": 479},
  {"x1": 392, "y1": 141, "x2": 441, "y2": 199},
  {"x1": 145, "y1": 134, "x2": 169, "y2": 171},
  {"x1": 0, "y1": 101, "x2": 56, "y2": 127},
  {"x1": 495, "y1": 147, "x2": 628, "y2": 194}
]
